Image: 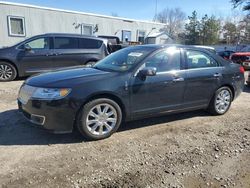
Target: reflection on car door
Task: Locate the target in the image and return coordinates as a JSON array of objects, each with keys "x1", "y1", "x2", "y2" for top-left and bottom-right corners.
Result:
[
  {"x1": 183, "y1": 49, "x2": 222, "y2": 107},
  {"x1": 130, "y1": 48, "x2": 186, "y2": 117},
  {"x1": 17, "y1": 37, "x2": 53, "y2": 74}
]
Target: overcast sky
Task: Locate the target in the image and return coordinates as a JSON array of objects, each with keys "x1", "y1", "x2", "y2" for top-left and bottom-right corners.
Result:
[{"x1": 1, "y1": 0, "x2": 240, "y2": 20}]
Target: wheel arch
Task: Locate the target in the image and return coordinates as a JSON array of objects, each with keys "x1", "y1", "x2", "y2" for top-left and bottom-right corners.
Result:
[{"x1": 74, "y1": 92, "x2": 127, "y2": 127}]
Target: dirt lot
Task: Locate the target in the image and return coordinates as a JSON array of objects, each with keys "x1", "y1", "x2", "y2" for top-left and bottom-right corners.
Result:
[{"x1": 0, "y1": 75, "x2": 250, "y2": 188}]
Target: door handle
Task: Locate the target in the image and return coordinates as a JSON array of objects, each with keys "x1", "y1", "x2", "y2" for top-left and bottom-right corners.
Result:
[
  {"x1": 173, "y1": 77, "x2": 184, "y2": 82},
  {"x1": 213, "y1": 73, "x2": 222, "y2": 78}
]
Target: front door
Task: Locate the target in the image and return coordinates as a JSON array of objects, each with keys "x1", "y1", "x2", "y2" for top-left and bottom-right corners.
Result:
[
  {"x1": 17, "y1": 37, "x2": 53, "y2": 74},
  {"x1": 130, "y1": 48, "x2": 186, "y2": 117}
]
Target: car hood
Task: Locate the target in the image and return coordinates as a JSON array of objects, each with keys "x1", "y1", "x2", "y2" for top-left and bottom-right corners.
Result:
[{"x1": 25, "y1": 67, "x2": 114, "y2": 87}]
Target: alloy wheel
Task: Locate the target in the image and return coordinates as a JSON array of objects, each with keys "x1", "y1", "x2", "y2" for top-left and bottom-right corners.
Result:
[
  {"x1": 215, "y1": 89, "x2": 231, "y2": 114},
  {"x1": 86, "y1": 103, "x2": 117, "y2": 136},
  {"x1": 0, "y1": 64, "x2": 13, "y2": 80}
]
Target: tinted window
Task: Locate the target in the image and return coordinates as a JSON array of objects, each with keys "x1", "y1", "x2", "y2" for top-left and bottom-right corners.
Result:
[
  {"x1": 54, "y1": 37, "x2": 78, "y2": 49},
  {"x1": 25, "y1": 38, "x2": 50, "y2": 49},
  {"x1": 79, "y1": 38, "x2": 102, "y2": 49},
  {"x1": 186, "y1": 50, "x2": 218, "y2": 69},
  {"x1": 144, "y1": 48, "x2": 181, "y2": 72}
]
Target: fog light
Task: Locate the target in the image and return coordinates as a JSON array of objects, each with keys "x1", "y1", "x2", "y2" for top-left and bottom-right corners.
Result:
[{"x1": 30, "y1": 114, "x2": 45, "y2": 125}]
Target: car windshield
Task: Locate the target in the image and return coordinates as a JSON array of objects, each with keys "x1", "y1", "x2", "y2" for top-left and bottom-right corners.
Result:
[{"x1": 93, "y1": 46, "x2": 154, "y2": 72}]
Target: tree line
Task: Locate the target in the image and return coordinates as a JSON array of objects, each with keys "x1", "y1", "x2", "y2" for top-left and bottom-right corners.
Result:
[{"x1": 156, "y1": 0, "x2": 250, "y2": 45}]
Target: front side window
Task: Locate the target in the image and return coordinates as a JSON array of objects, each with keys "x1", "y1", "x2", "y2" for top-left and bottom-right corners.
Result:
[
  {"x1": 144, "y1": 48, "x2": 181, "y2": 72},
  {"x1": 186, "y1": 50, "x2": 219, "y2": 69},
  {"x1": 24, "y1": 38, "x2": 50, "y2": 50},
  {"x1": 8, "y1": 16, "x2": 26, "y2": 37},
  {"x1": 54, "y1": 37, "x2": 78, "y2": 49}
]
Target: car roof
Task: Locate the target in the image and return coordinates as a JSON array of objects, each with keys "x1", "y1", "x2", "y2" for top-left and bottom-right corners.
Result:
[
  {"x1": 132, "y1": 44, "x2": 217, "y2": 53},
  {"x1": 37, "y1": 33, "x2": 105, "y2": 41}
]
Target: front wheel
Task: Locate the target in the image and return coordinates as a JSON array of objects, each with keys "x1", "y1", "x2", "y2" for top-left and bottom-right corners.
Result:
[
  {"x1": 77, "y1": 98, "x2": 122, "y2": 140},
  {"x1": 0, "y1": 62, "x2": 17, "y2": 81},
  {"x1": 207, "y1": 87, "x2": 232, "y2": 115}
]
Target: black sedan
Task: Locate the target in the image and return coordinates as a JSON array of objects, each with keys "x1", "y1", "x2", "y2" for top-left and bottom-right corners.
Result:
[{"x1": 18, "y1": 45, "x2": 245, "y2": 140}]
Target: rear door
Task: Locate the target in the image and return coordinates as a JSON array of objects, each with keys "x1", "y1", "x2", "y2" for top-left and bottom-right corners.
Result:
[
  {"x1": 183, "y1": 49, "x2": 223, "y2": 107},
  {"x1": 52, "y1": 37, "x2": 103, "y2": 68},
  {"x1": 51, "y1": 37, "x2": 82, "y2": 68}
]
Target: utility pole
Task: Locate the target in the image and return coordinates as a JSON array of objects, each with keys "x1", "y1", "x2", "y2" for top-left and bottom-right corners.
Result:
[{"x1": 154, "y1": 0, "x2": 158, "y2": 21}]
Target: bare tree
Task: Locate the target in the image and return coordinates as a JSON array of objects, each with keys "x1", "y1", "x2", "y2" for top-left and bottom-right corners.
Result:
[
  {"x1": 231, "y1": 0, "x2": 250, "y2": 12},
  {"x1": 156, "y1": 8, "x2": 186, "y2": 38}
]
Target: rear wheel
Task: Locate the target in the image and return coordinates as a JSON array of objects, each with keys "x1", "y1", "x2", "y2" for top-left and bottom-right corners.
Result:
[
  {"x1": 208, "y1": 87, "x2": 232, "y2": 115},
  {"x1": 77, "y1": 98, "x2": 122, "y2": 140},
  {"x1": 0, "y1": 62, "x2": 17, "y2": 81}
]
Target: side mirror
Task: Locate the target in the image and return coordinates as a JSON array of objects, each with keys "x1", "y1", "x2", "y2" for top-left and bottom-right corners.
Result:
[
  {"x1": 138, "y1": 67, "x2": 157, "y2": 77},
  {"x1": 24, "y1": 44, "x2": 32, "y2": 51}
]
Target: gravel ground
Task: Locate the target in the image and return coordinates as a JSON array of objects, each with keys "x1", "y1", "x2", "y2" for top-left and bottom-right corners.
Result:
[{"x1": 0, "y1": 73, "x2": 250, "y2": 188}]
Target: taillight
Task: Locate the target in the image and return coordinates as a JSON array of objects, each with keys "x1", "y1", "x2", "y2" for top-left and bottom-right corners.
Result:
[{"x1": 239, "y1": 66, "x2": 245, "y2": 74}]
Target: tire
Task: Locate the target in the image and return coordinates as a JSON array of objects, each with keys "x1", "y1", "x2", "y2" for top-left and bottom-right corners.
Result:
[
  {"x1": 77, "y1": 98, "x2": 122, "y2": 140},
  {"x1": 0, "y1": 61, "x2": 17, "y2": 81},
  {"x1": 85, "y1": 61, "x2": 97, "y2": 67},
  {"x1": 207, "y1": 86, "x2": 232, "y2": 115}
]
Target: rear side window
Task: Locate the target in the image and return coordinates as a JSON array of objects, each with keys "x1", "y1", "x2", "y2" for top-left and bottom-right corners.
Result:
[
  {"x1": 54, "y1": 37, "x2": 78, "y2": 49},
  {"x1": 79, "y1": 38, "x2": 102, "y2": 49},
  {"x1": 186, "y1": 50, "x2": 219, "y2": 69}
]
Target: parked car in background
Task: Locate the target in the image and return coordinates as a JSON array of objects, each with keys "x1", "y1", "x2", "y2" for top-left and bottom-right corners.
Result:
[
  {"x1": 230, "y1": 52, "x2": 250, "y2": 70},
  {"x1": 98, "y1": 35, "x2": 128, "y2": 53},
  {"x1": 18, "y1": 45, "x2": 245, "y2": 140},
  {"x1": 0, "y1": 33, "x2": 109, "y2": 81},
  {"x1": 218, "y1": 50, "x2": 235, "y2": 60}
]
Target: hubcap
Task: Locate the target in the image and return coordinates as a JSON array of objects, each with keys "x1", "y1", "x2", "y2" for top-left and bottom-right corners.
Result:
[
  {"x1": 86, "y1": 103, "x2": 117, "y2": 136},
  {"x1": 0, "y1": 64, "x2": 13, "y2": 80},
  {"x1": 215, "y1": 89, "x2": 231, "y2": 114}
]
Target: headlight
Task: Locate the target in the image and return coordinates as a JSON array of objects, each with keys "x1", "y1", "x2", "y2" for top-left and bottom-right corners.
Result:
[{"x1": 32, "y1": 88, "x2": 71, "y2": 100}]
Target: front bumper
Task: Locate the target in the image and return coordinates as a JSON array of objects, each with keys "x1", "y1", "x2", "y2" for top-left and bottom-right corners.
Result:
[{"x1": 17, "y1": 98, "x2": 76, "y2": 133}]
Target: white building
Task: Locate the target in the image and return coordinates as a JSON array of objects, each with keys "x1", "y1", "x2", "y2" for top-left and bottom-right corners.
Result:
[{"x1": 0, "y1": 1, "x2": 167, "y2": 47}]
